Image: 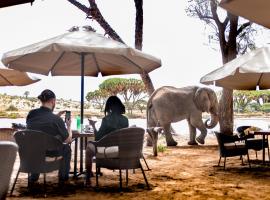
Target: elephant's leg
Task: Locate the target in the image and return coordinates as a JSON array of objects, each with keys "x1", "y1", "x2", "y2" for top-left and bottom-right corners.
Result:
[
  {"x1": 146, "y1": 120, "x2": 156, "y2": 146},
  {"x1": 163, "y1": 123, "x2": 178, "y2": 146},
  {"x1": 187, "y1": 120, "x2": 198, "y2": 145},
  {"x1": 146, "y1": 134, "x2": 153, "y2": 146},
  {"x1": 191, "y1": 118, "x2": 207, "y2": 145}
]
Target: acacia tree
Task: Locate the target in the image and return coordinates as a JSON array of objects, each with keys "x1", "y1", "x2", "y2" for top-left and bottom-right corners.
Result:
[
  {"x1": 98, "y1": 78, "x2": 147, "y2": 114},
  {"x1": 67, "y1": 0, "x2": 155, "y2": 95},
  {"x1": 86, "y1": 89, "x2": 109, "y2": 111},
  {"x1": 186, "y1": 0, "x2": 256, "y2": 133}
]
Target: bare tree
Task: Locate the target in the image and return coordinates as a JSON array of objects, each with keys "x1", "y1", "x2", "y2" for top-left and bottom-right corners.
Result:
[
  {"x1": 67, "y1": 0, "x2": 155, "y2": 95},
  {"x1": 186, "y1": 0, "x2": 256, "y2": 133}
]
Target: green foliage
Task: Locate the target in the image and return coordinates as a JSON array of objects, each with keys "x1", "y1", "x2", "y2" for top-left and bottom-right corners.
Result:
[
  {"x1": 233, "y1": 90, "x2": 262, "y2": 112},
  {"x1": 157, "y1": 144, "x2": 167, "y2": 153},
  {"x1": 88, "y1": 78, "x2": 148, "y2": 114},
  {"x1": 24, "y1": 91, "x2": 30, "y2": 98},
  {"x1": 0, "y1": 111, "x2": 20, "y2": 118},
  {"x1": 8, "y1": 113, "x2": 20, "y2": 119},
  {"x1": 86, "y1": 89, "x2": 109, "y2": 111},
  {"x1": 136, "y1": 99, "x2": 147, "y2": 113},
  {"x1": 261, "y1": 103, "x2": 270, "y2": 113},
  {"x1": 6, "y1": 105, "x2": 18, "y2": 111}
]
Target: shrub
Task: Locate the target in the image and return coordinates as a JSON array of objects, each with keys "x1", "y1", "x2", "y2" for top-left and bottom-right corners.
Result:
[
  {"x1": 6, "y1": 105, "x2": 18, "y2": 111},
  {"x1": 157, "y1": 144, "x2": 167, "y2": 153},
  {"x1": 8, "y1": 113, "x2": 20, "y2": 119},
  {"x1": 261, "y1": 103, "x2": 270, "y2": 113}
]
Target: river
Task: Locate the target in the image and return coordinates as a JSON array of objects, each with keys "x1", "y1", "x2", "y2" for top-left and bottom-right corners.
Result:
[{"x1": 1, "y1": 117, "x2": 270, "y2": 138}]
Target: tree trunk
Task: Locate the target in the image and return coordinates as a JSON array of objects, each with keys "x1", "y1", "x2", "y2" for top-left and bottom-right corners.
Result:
[
  {"x1": 67, "y1": 0, "x2": 155, "y2": 95},
  {"x1": 217, "y1": 12, "x2": 238, "y2": 135},
  {"x1": 134, "y1": 0, "x2": 155, "y2": 95}
]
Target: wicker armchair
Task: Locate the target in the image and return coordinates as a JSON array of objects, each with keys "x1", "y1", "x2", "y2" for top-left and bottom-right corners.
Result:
[
  {"x1": 215, "y1": 131, "x2": 250, "y2": 169},
  {"x1": 0, "y1": 128, "x2": 16, "y2": 142},
  {"x1": 10, "y1": 130, "x2": 64, "y2": 195},
  {"x1": 0, "y1": 141, "x2": 18, "y2": 200},
  {"x1": 237, "y1": 126, "x2": 270, "y2": 160},
  {"x1": 90, "y1": 127, "x2": 149, "y2": 190}
]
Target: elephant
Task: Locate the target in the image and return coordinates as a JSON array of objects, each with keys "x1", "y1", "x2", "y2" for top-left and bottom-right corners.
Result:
[{"x1": 147, "y1": 86, "x2": 219, "y2": 147}]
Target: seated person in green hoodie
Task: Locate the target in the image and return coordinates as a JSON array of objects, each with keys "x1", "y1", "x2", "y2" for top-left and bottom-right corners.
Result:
[{"x1": 85, "y1": 96, "x2": 129, "y2": 184}]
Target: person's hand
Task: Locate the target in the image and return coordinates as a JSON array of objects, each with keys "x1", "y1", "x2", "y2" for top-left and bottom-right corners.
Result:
[
  {"x1": 57, "y1": 110, "x2": 66, "y2": 117},
  {"x1": 65, "y1": 118, "x2": 72, "y2": 129}
]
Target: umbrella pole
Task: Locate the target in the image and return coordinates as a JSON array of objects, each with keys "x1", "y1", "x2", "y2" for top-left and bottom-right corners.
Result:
[{"x1": 80, "y1": 53, "x2": 85, "y2": 133}]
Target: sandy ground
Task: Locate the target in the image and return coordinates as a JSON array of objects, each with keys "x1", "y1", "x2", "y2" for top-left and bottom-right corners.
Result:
[{"x1": 7, "y1": 135, "x2": 270, "y2": 200}]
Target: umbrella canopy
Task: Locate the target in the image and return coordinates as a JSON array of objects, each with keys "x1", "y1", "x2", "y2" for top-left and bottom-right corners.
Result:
[
  {"x1": 0, "y1": 0, "x2": 34, "y2": 8},
  {"x1": 2, "y1": 27, "x2": 161, "y2": 128},
  {"x1": 219, "y1": 0, "x2": 270, "y2": 29},
  {"x1": 2, "y1": 28, "x2": 161, "y2": 76},
  {"x1": 0, "y1": 68, "x2": 39, "y2": 86},
  {"x1": 200, "y1": 47, "x2": 270, "y2": 90}
]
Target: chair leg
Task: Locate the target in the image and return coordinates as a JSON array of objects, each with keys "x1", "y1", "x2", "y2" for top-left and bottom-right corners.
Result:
[
  {"x1": 255, "y1": 151, "x2": 258, "y2": 159},
  {"x1": 119, "y1": 169, "x2": 122, "y2": 191},
  {"x1": 218, "y1": 156, "x2": 221, "y2": 166},
  {"x1": 142, "y1": 155, "x2": 151, "y2": 171},
  {"x1": 241, "y1": 155, "x2": 244, "y2": 165},
  {"x1": 96, "y1": 165, "x2": 99, "y2": 188},
  {"x1": 247, "y1": 153, "x2": 251, "y2": 168},
  {"x1": 223, "y1": 157, "x2": 226, "y2": 170},
  {"x1": 10, "y1": 170, "x2": 20, "y2": 196},
  {"x1": 267, "y1": 145, "x2": 270, "y2": 162},
  {"x1": 126, "y1": 169, "x2": 128, "y2": 187},
  {"x1": 140, "y1": 163, "x2": 150, "y2": 189},
  {"x1": 43, "y1": 173, "x2": 47, "y2": 197}
]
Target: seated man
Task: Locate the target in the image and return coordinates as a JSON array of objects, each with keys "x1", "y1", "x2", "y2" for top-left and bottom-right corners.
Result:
[{"x1": 26, "y1": 89, "x2": 72, "y2": 184}]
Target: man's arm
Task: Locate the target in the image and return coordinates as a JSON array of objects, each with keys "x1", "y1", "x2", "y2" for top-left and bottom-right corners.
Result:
[{"x1": 64, "y1": 118, "x2": 72, "y2": 143}]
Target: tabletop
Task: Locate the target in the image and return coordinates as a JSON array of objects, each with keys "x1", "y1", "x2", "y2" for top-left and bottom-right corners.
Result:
[
  {"x1": 72, "y1": 130, "x2": 94, "y2": 138},
  {"x1": 252, "y1": 130, "x2": 270, "y2": 136}
]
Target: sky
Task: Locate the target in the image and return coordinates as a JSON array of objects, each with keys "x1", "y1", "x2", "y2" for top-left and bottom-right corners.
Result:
[{"x1": 0, "y1": 0, "x2": 269, "y2": 100}]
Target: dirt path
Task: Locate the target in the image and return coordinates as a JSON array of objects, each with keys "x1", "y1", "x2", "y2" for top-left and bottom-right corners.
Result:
[{"x1": 7, "y1": 137, "x2": 270, "y2": 200}]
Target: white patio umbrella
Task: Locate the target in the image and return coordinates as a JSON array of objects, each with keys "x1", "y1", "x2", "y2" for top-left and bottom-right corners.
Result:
[
  {"x1": 200, "y1": 46, "x2": 270, "y2": 90},
  {"x1": 219, "y1": 0, "x2": 270, "y2": 29},
  {"x1": 1, "y1": 26, "x2": 161, "y2": 128},
  {"x1": 0, "y1": 68, "x2": 39, "y2": 86}
]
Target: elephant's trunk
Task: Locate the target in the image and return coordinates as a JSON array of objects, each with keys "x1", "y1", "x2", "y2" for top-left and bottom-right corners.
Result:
[{"x1": 205, "y1": 112, "x2": 219, "y2": 129}]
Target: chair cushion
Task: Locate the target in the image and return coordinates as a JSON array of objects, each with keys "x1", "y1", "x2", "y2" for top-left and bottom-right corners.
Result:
[
  {"x1": 224, "y1": 142, "x2": 246, "y2": 150},
  {"x1": 96, "y1": 146, "x2": 119, "y2": 158},
  {"x1": 45, "y1": 156, "x2": 63, "y2": 162}
]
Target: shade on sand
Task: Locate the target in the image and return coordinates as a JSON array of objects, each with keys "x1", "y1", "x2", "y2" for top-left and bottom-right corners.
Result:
[
  {"x1": 0, "y1": 68, "x2": 39, "y2": 86},
  {"x1": 219, "y1": 0, "x2": 270, "y2": 29},
  {"x1": 2, "y1": 27, "x2": 161, "y2": 126},
  {"x1": 200, "y1": 47, "x2": 270, "y2": 90}
]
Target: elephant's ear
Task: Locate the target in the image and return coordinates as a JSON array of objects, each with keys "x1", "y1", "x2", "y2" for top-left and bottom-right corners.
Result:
[{"x1": 194, "y1": 88, "x2": 211, "y2": 113}]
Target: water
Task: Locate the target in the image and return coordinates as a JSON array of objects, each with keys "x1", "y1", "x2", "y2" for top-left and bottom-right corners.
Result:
[{"x1": 1, "y1": 117, "x2": 270, "y2": 138}]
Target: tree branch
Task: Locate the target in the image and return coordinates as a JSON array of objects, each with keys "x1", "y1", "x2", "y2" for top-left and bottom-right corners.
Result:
[
  {"x1": 223, "y1": 16, "x2": 229, "y2": 27},
  {"x1": 87, "y1": 0, "x2": 125, "y2": 43},
  {"x1": 67, "y1": 0, "x2": 89, "y2": 13},
  {"x1": 237, "y1": 22, "x2": 252, "y2": 35},
  {"x1": 134, "y1": 0, "x2": 143, "y2": 50},
  {"x1": 67, "y1": 0, "x2": 125, "y2": 43}
]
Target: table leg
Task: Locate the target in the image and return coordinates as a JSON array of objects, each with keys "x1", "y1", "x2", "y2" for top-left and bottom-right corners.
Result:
[
  {"x1": 262, "y1": 134, "x2": 265, "y2": 165},
  {"x1": 80, "y1": 137, "x2": 83, "y2": 173},
  {"x1": 74, "y1": 138, "x2": 78, "y2": 177}
]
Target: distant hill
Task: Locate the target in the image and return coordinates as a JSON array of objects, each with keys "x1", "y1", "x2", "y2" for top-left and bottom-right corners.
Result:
[{"x1": 0, "y1": 93, "x2": 90, "y2": 118}]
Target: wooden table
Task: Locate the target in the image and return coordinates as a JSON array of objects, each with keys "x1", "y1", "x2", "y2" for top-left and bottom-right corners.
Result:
[
  {"x1": 72, "y1": 130, "x2": 94, "y2": 177},
  {"x1": 253, "y1": 130, "x2": 270, "y2": 165}
]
